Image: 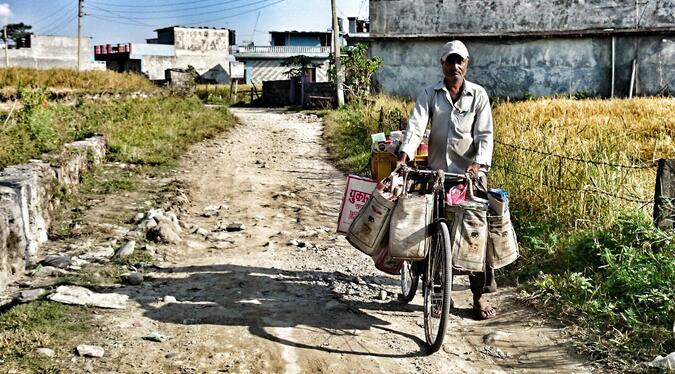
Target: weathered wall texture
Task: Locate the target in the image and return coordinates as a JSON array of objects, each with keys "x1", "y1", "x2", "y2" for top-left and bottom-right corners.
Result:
[
  {"x1": 4, "y1": 35, "x2": 104, "y2": 70},
  {"x1": 370, "y1": 0, "x2": 675, "y2": 35},
  {"x1": 0, "y1": 137, "x2": 105, "y2": 290},
  {"x1": 248, "y1": 59, "x2": 329, "y2": 84},
  {"x1": 174, "y1": 28, "x2": 230, "y2": 56},
  {"x1": 371, "y1": 36, "x2": 675, "y2": 98}
]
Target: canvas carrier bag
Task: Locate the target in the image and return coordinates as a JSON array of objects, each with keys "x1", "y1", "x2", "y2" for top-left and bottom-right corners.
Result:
[
  {"x1": 346, "y1": 189, "x2": 396, "y2": 256},
  {"x1": 448, "y1": 205, "x2": 488, "y2": 272},
  {"x1": 486, "y1": 210, "x2": 519, "y2": 269},
  {"x1": 371, "y1": 242, "x2": 404, "y2": 275},
  {"x1": 389, "y1": 193, "x2": 434, "y2": 260}
]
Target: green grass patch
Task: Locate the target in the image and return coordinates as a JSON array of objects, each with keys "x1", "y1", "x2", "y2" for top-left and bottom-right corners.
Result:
[
  {"x1": 0, "y1": 93, "x2": 236, "y2": 169},
  {"x1": 0, "y1": 301, "x2": 93, "y2": 372},
  {"x1": 522, "y1": 213, "x2": 674, "y2": 365}
]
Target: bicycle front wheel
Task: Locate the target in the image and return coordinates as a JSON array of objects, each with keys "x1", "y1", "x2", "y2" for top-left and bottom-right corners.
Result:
[
  {"x1": 400, "y1": 261, "x2": 419, "y2": 303},
  {"x1": 423, "y1": 221, "x2": 452, "y2": 353}
]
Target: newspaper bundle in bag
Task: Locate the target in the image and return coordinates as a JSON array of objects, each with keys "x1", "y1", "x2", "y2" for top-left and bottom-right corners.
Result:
[
  {"x1": 447, "y1": 180, "x2": 518, "y2": 271},
  {"x1": 346, "y1": 175, "x2": 399, "y2": 256},
  {"x1": 486, "y1": 189, "x2": 519, "y2": 269},
  {"x1": 389, "y1": 171, "x2": 433, "y2": 261}
]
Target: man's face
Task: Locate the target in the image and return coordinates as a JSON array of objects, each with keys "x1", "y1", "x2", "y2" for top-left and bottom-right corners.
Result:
[{"x1": 442, "y1": 54, "x2": 469, "y2": 81}]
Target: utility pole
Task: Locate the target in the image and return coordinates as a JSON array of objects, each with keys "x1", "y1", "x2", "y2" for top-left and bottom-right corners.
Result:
[
  {"x1": 77, "y1": 0, "x2": 83, "y2": 70},
  {"x1": 331, "y1": 0, "x2": 345, "y2": 107},
  {"x1": 3, "y1": 26, "x2": 8, "y2": 67}
]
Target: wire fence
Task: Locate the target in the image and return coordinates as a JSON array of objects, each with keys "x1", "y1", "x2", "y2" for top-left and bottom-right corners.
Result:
[
  {"x1": 491, "y1": 139, "x2": 658, "y2": 212},
  {"x1": 494, "y1": 140, "x2": 658, "y2": 170}
]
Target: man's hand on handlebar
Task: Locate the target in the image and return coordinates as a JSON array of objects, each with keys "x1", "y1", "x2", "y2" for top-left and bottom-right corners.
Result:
[
  {"x1": 465, "y1": 162, "x2": 481, "y2": 179},
  {"x1": 395, "y1": 153, "x2": 408, "y2": 171}
]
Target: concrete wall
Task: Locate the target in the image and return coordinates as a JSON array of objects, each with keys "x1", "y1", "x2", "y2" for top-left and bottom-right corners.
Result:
[
  {"x1": 370, "y1": 0, "x2": 675, "y2": 35},
  {"x1": 173, "y1": 27, "x2": 230, "y2": 56},
  {"x1": 367, "y1": 0, "x2": 675, "y2": 98},
  {"x1": 3, "y1": 35, "x2": 104, "y2": 70},
  {"x1": 371, "y1": 35, "x2": 675, "y2": 99},
  {"x1": 0, "y1": 137, "x2": 105, "y2": 291}
]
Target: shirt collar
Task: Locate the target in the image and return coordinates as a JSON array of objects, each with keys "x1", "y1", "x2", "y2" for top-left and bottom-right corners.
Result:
[{"x1": 433, "y1": 79, "x2": 473, "y2": 98}]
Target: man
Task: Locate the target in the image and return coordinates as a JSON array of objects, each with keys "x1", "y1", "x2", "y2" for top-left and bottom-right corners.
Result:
[{"x1": 396, "y1": 40, "x2": 497, "y2": 320}]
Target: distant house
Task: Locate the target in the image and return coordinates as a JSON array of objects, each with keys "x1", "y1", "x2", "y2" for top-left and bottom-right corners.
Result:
[
  {"x1": 2, "y1": 34, "x2": 103, "y2": 70},
  {"x1": 94, "y1": 26, "x2": 236, "y2": 83},
  {"x1": 354, "y1": 0, "x2": 675, "y2": 98},
  {"x1": 232, "y1": 30, "x2": 336, "y2": 84}
]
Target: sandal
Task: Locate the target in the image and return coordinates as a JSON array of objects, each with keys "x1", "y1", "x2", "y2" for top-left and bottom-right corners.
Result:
[{"x1": 473, "y1": 305, "x2": 497, "y2": 320}]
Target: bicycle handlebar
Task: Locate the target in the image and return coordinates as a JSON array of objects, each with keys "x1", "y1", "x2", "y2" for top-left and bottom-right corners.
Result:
[{"x1": 397, "y1": 165, "x2": 468, "y2": 181}]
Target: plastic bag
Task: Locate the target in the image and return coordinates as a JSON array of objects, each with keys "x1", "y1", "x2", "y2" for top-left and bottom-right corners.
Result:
[{"x1": 445, "y1": 183, "x2": 467, "y2": 206}]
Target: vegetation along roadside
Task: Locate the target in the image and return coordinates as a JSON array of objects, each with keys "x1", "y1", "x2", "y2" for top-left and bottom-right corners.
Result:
[
  {"x1": 0, "y1": 70, "x2": 236, "y2": 372},
  {"x1": 323, "y1": 95, "x2": 675, "y2": 369}
]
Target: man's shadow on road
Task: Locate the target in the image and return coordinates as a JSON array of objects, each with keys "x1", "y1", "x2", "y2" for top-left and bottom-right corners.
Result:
[{"x1": 106, "y1": 263, "x2": 429, "y2": 358}]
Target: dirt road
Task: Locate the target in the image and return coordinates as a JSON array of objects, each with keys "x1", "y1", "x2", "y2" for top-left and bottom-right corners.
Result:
[{"x1": 58, "y1": 108, "x2": 594, "y2": 373}]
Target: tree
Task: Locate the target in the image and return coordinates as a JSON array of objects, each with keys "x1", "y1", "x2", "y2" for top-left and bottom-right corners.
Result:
[
  {"x1": 281, "y1": 55, "x2": 319, "y2": 79},
  {"x1": 329, "y1": 43, "x2": 383, "y2": 103},
  {"x1": 4, "y1": 23, "x2": 33, "y2": 44}
]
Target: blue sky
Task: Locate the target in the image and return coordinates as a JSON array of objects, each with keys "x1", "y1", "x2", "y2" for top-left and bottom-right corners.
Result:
[{"x1": 3, "y1": 0, "x2": 368, "y2": 46}]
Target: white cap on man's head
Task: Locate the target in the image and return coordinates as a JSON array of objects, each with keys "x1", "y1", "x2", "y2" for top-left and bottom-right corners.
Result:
[{"x1": 439, "y1": 40, "x2": 469, "y2": 62}]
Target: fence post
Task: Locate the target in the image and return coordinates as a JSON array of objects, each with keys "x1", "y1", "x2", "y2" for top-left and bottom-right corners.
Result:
[{"x1": 653, "y1": 158, "x2": 675, "y2": 229}]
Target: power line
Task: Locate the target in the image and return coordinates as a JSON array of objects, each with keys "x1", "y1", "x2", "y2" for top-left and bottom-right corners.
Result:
[
  {"x1": 87, "y1": 0, "x2": 226, "y2": 9},
  {"x1": 180, "y1": 0, "x2": 287, "y2": 26},
  {"x1": 31, "y1": 1, "x2": 73, "y2": 29},
  {"x1": 41, "y1": 13, "x2": 77, "y2": 36},
  {"x1": 86, "y1": 4, "x2": 156, "y2": 27},
  {"x1": 89, "y1": 14, "x2": 152, "y2": 28},
  {"x1": 88, "y1": 0, "x2": 262, "y2": 15},
  {"x1": 90, "y1": 0, "x2": 278, "y2": 21}
]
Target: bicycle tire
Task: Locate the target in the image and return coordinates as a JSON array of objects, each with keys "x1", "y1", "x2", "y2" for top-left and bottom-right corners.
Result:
[
  {"x1": 423, "y1": 221, "x2": 452, "y2": 353},
  {"x1": 400, "y1": 261, "x2": 419, "y2": 303}
]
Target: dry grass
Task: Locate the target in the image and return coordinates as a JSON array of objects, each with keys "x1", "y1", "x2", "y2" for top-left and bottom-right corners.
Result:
[
  {"x1": 0, "y1": 67, "x2": 157, "y2": 93},
  {"x1": 326, "y1": 95, "x2": 674, "y2": 224},
  {"x1": 490, "y1": 97, "x2": 674, "y2": 223}
]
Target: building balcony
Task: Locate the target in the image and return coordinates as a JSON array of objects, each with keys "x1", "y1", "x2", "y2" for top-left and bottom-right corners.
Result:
[{"x1": 230, "y1": 45, "x2": 331, "y2": 59}]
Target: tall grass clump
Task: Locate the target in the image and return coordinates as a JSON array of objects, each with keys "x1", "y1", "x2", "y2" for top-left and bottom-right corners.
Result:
[
  {"x1": 0, "y1": 88, "x2": 235, "y2": 168},
  {"x1": 324, "y1": 94, "x2": 412, "y2": 172},
  {"x1": 0, "y1": 67, "x2": 156, "y2": 93}
]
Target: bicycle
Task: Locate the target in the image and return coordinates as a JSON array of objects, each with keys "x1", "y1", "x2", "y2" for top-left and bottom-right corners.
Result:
[{"x1": 396, "y1": 165, "x2": 468, "y2": 353}]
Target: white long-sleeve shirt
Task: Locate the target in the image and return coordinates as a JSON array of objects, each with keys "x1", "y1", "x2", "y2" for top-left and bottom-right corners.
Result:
[{"x1": 400, "y1": 79, "x2": 494, "y2": 174}]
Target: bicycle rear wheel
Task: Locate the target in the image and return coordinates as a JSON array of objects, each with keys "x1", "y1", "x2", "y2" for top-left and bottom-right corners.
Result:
[
  {"x1": 423, "y1": 221, "x2": 452, "y2": 353},
  {"x1": 400, "y1": 261, "x2": 419, "y2": 303}
]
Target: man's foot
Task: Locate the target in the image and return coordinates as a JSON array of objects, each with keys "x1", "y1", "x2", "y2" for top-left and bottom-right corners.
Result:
[
  {"x1": 473, "y1": 305, "x2": 497, "y2": 320},
  {"x1": 473, "y1": 297, "x2": 496, "y2": 320}
]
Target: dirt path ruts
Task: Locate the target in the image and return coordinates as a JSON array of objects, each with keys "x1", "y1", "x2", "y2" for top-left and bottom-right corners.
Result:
[{"x1": 71, "y1": 107, "x2": 594, "y2": 373}]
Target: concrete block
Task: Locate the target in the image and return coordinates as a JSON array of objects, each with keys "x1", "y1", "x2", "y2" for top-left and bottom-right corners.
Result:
[
  {"x1": 0, "y1": 187, "x2": 26, "y2": 290},
  {"x1": 0, "y1": 161, "x2": 57, "y2": 263},
  {"x1": 54, "y1": 136, "x2": 106, "y2": 186}
]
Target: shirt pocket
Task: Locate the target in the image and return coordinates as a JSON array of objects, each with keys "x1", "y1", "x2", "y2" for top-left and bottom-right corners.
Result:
[{"x1": 454, "y1": 109, "x2": 475, "y2": 133}]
